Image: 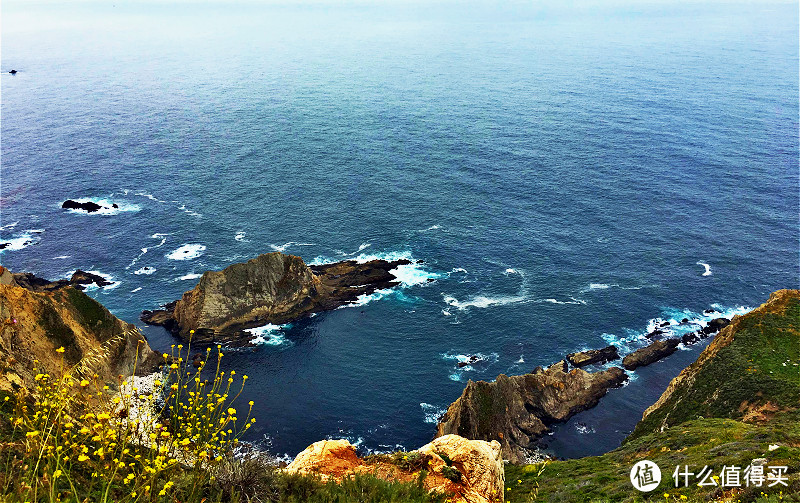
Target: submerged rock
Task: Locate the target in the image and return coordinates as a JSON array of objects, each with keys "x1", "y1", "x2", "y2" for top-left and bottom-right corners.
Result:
[
  {"x1": 141, "y1": 252, "x2": 412, "y2": 345},
  {"x1": 622, "y1": 338, "x2": 680, "y2": 370},
  {"x1": 566, "y1": 345, "x2": 620, "y2": 367},
  {"x1": 436, "y1": 360, "x2": 628, "y2": 463},
  {"x1": 286, "y1": 435, "x2": 504, "y2": 503}
]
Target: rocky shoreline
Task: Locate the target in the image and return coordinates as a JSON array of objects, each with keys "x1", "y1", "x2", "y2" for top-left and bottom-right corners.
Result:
[{"x1": 141, "y1": 252, "x2": 416, "y2": 346}]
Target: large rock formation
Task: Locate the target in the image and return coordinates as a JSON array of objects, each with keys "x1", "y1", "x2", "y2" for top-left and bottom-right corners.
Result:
[
  {"x1": 141, "y1": 252, "x2": 412, "y2": 345},
  {"x1": 0, "y1": 266, "x2": 159, "y2": 392},
  {"x1": 286, "y1": 435, "x2": 504, "y2": 503},
  {"x1": 436, "y1": 361, "x2": 628, "y2": 463}
]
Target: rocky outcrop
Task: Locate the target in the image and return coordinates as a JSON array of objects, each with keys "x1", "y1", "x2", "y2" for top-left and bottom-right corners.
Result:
[
  {"x1": 141, "y1": 252, "x2": 412, "y2": 345},
  {"x1": 566, "y1": 345, "x2": 620, "y2": 367},
  {"x1": 630, "y1": 290, "x2": 800, "y2": 439},
  {"x1": 0, "y1": 266, "x2": 159, "y2": 392},
  {"x1": 436, "y1": 361, "x2": 628, "y2": 463},
  {"x1": 62, "y1": 199, "x2": 104, "y2": 213},
  {"x1": 286, "y1": 435, "x2": 504, "y2": 503},
  {"x1": 621, "y1": 338, "x2": 680, "y2": 370},
  {"x1": 10, "y1": 269, "x2": 112, "y2": 292}
]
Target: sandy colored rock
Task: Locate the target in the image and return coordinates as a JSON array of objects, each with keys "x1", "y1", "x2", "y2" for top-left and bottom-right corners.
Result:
[
  {"x1": 416, "y1": 435, "x2": 504, "y2": 503},
  {"x1": 285, "y1": 436, "x2": 505, "y2": 503}
]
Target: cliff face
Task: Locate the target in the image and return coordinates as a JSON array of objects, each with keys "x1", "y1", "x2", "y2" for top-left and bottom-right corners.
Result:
[
  {"x1": 628, "y1": 289, "x2": 800, "y2": 440},
  {"x1": 142, "y1": 252, "x2": 412, "y2": 344},
  {"x1": 436, "y1": 361, "x2": 628, "y2": 463},
  {"x1": 0, "y1": 266, "x2": 158, "y2": 392}
]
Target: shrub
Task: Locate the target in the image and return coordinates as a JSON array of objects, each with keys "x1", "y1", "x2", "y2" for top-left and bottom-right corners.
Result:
[
  {"x1": 440, "y1": 465, "x2": 461, "y2": 483},
  {"x1": 0, "y1": 332, "x2": 254, "y2": 502}
]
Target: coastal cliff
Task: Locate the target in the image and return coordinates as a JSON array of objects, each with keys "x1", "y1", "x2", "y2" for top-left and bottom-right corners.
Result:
[
  {"x1": 141, "y1": 252, "x2": 413, "y2": 345},
  {"x1": 436, "y1": 361, "x2": 628, "y2": 463},
  {"x1": 630, "y1": 288, "x2": 800, "y2": 440},
  {"x1": 505, "y1": 290, "x2": 800, "y2": 501},
  {"x1": 0, "y1": 266, "x2": 159, "y2": 392}
]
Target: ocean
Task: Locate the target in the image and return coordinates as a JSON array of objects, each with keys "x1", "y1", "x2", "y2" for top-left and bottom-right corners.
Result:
[{"x1": 1, "y1": 0, "x2": 797, "y2": 460}]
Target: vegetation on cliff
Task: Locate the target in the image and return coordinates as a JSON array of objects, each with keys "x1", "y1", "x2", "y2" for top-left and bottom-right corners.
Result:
[{"x1": 506, "y1": 289, "x2": 800, "y2": 502}]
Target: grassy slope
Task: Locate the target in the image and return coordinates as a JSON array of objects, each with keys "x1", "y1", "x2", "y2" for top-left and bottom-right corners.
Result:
[{"x1": 506, "y1": 291, "x2": 800, "y2": 503}]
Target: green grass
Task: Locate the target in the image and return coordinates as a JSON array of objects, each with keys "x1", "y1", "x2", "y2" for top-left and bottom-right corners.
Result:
[
  {"x1": 505, "y1": 411, "x2": 800, "y2": 503},
  {"x1": 631, "y1": 299, "x2": 800, "y2": 440},
  {"x1": 506, "y1": 293, "x2": 800, "y2": 503}
]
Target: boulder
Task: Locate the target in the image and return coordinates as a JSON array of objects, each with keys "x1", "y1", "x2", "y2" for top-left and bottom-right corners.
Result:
[
  {"x1": 141, "y1": 252, "x2": 412, "y2": 345},
  {"x1": 285, "y1": 435, "x2": 504, "y2": 503},
  {"x1": 436, "y1": 360, "x2": 628, "y2": 463},
  {"x1": 9, "y1": 70, "x2": 17, "y2": 75},
  {"x1": 566, "y1": 345, "x2": 620, "y2": 367},
  {"x1": 70, "y1": 270, "x2": 113, "y2": 287},
  {"x1": 700, "y1": 317, "x2": 731, "y2": 336},
  {"x1": 681, "y1": 331, "x2": 701, "y2": 345},
  {"x1": 622, "y1": 338, "x2": 680, "y2": 371}
]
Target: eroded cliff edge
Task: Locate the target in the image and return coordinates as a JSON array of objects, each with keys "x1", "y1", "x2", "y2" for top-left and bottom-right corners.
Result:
[
  {"x1": 0, "y1": 266, "x2": 159, "y2": 392},
  {"x1": 141, "y1": 252, "x2": 414, "y2": 345}
]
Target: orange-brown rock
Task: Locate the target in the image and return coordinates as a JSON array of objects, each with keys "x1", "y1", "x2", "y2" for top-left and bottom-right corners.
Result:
[{"x1": 285, "y1": 435, "x2": 504, "y2": 503}]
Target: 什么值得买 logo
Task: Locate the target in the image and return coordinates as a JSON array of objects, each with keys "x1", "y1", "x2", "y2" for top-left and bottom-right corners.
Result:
[{"x1": 630, "y1": 460, "x2": 662, "y2": 492}]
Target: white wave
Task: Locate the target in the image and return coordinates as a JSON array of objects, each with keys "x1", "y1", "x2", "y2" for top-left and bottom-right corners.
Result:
[
  {"x1": 339, "y1": 288, "x2": 395, "y2": 308},
  {"x1": 67, "y1": 270, "x2": 120, "y2": 290},
  {"x1": 134, "y1": 266, "x2": 156, "y2": 275},
  {"x1": 62, "y1": 197, "x2": 140, "y2": 216},
  {"x1": 270, "y1": 241, "x2": 315, "y2": 253},
  {"x1": 419, "y1": 225, "x2": 441, "y2": 232},
  {"x1": 132, "y1": 191, "x2": 202, "y2": 218},
  {"x1": 0, "y1": 229, "x2": 43, "y2": 251},
  {"x1": 420, "y1": 403, "x2": 447, "y2": 424},
  {"x1": 0, "y1": 221, "x2": 19, "y2": 231},
  {"x1": 245, "y1": 323, "x2": 292, "y2": 346},
  {"x1": 537, "y1": 297, "x2": 587, "y2": 305},
  {"x1": 127, "y1": 235, "x2": 166, "y2": 269},
  {"x1": 516, "y1": 355, "x2": 525, "y2": 363},
  {"x1": 177, "y1": 273, "x2": 203, "y2": 281},
  {"x1": 442, "y1": 309, "x2": 452, "y2": 316},
  {"x1": 235, "y1": 232, "x2": 248, "y2": 242},
  {"x1": 131, "y1": 287, "x2": 142, "y2": 293},
  {"x1": 166, "y1": 244, "x2": 206, "y2": 260},
  {"x1": 52, "y1": 255, "x2": 71, "y2": 259},
  {"x1": 575, "y1": 423, "x2": 596, "y2": 434},
  {"x1": 443, "y1": 293, "x2": 528, "y2": 310},
  {"x1": 450, "y1": 267, "x2": 467, "y2": 274},
  {"x1": 448, "y1": 373, "x2": 463, "y2": 382},
  {"x1": 696, "y1": 261, "x2": 712, "y2": 276},
  {"x1": 503, "y1": 268, "x2": 518, "y2": 275}
]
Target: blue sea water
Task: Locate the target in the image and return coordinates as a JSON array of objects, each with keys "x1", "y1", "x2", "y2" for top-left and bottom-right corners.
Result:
[{"x1": 1, "y1": 1, "x2": 798, "y2": 459}]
